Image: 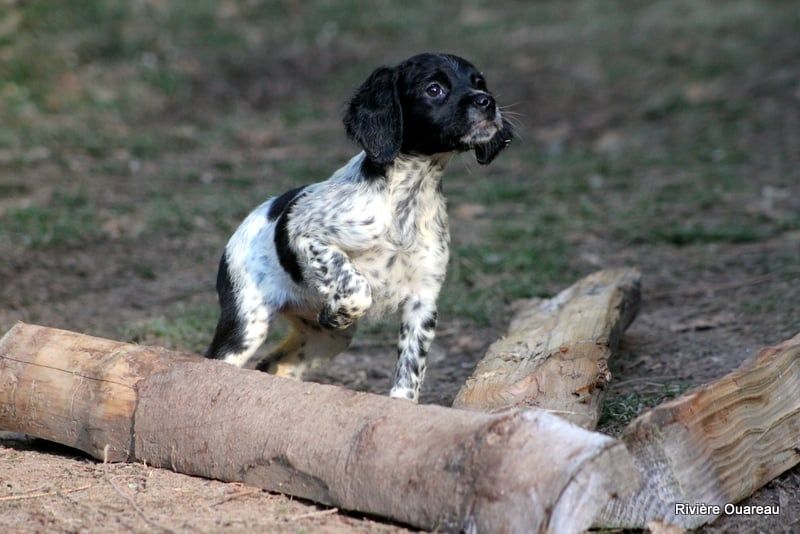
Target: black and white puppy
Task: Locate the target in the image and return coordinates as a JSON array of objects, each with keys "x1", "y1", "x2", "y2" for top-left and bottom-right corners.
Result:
[{"x1": 205, "y1": 53, "x2": 513, "y2": 402}]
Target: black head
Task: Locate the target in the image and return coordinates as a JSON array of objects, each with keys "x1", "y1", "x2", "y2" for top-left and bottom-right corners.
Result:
[{"x1": 343, "y1": 53, "x2": 513, "y2": 168}]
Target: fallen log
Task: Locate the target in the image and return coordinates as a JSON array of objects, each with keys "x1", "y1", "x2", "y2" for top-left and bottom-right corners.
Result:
[
  {"x1": 453, "y1": 268, "x2": 641, "y2": 429},
  {"x1": 0, "y1": 323, "x2": 638, "y2": 533},
  {"x1": 596, "y1": 333, "x2": 800, "y2": 529}
]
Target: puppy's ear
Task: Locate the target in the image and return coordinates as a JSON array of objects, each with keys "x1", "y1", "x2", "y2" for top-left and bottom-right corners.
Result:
[
  {"x1": 475, "y1": 118, "x2": 514, "y2": 165},
  {"x1": 344, "y1": 66, "x2": 402, "y2": 165}
]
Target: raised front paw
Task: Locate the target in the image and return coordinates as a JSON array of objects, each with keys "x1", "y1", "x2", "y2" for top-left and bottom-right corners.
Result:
[
  {"x1": 317, "y1": 303, "x2": 356, "y2": 330},
  {"x1": 318, "y1": 282, "x2": 372, "y2": 329}
]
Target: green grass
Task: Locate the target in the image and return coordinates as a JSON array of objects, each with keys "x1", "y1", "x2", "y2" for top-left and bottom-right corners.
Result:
[
  {"x1": 443, "y1": 233, "x2": 571, "y2": 326},
  {"x1": 440, "y1": 156, "x2": 592, "y2": 324},
  {"x1": 649, "y1": 220, "x2": 769, "y2": 246},
  {"x1": 0, "y1": 190, "x2": 100, "y2": 247},
  {"x1": 599, "y1": 382, "x2": 692, "y2": 432},
  {"x1": 122, "y1": 303, "x2": 218, "y2": 353},
  {"x1": 122, "y1": 301, "x2": 294, "y2": 354}
]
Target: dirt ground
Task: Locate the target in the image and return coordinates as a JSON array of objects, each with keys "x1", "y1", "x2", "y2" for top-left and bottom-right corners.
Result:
[{"x1": 1, "y1": 1, "x2": 799, "y2": 532}]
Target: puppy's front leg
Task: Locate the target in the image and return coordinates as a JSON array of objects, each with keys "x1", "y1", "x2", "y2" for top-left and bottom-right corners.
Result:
[
  {"x1": 390, "y1": 296, "x2": 437, "y2": 402},
  {"x1": 297, "y1": 236, "x2": 372, "y2": 329}
]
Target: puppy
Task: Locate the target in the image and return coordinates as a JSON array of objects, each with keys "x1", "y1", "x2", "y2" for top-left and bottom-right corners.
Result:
[{"x1": 205, "y1": 53, "x2": 513, "y2": 402}]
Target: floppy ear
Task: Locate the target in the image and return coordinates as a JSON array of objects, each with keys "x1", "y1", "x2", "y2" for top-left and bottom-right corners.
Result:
[
  {"x1": 475, "y1": 118, "x2": 514, "y2": 165},
  {"x1": 343, "y1": 66, "x2": 403, "y2": 165}
]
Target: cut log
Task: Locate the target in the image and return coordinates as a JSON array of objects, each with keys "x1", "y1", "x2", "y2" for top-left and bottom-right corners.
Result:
[
  {"x1": 0, "y1": 323, "x2": 639, "y2": 533},
  {"x1": 596, "y1": 333, "x2": 800, "y2": 529},
  {"x1": 453, "y1": 268, "x2": 641, "y2": 429}
]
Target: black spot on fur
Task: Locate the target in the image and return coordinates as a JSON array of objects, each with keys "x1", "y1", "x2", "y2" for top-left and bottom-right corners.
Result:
[
  {"x1": 386, "y1": 254, "x2": 397, "y2": 268},
  {"x1": 416, "y1": 335, "x2": 428, "y2": 356},
  {"x1": 422, "y1": 313, "x2": 437, "y2": 331},
  {"x1": 206, "y1": 253, "x2": 247, "y2": 359},
  {"x1": 267, "y1": 185, "x2": 308, "y2": 221},
  {"x1": 274, "y1": 194, "x2": 306, "y2": 284}
]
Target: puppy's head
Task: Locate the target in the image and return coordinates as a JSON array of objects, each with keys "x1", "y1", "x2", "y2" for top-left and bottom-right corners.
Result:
[{"x1": 344, "y1": 53, "x2": 513, "y2": 167}]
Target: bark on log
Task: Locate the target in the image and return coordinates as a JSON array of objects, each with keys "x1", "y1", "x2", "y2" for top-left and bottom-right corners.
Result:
[
  {"x1": 453, "y1": 268, "x2": 641, "y2": 429},
  {"x1": 596, "y1": 333, "x2": 800, "y2": 529},
  {"x1": 0, "y1": 323, "x2": 639, "y2": 533}
]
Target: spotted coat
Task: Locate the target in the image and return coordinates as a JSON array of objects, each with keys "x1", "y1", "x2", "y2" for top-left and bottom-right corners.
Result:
[{"x1": 206, "y1": 151, "x2": 450, "y2": 401}]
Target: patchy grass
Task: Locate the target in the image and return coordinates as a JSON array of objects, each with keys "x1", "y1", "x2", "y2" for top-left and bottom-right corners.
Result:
[
  {"x1": 648, "y1": 219, "x2": 769, "y2": 246},
  {"x1": 122, "y1": 301, "x2": 296, "y2": 355},
  {"x1": 0, "y1": 190, "x2": 100, "y2": 247},
  {"x1": 599, "y1": 382, "x2": 692, "y2": 435},
  {"x1": 122, "y1": 303, "x2": 217, "y2": 353},
  {"x1": 444, "y1": 236, "x2": 571, "y2": 325}
]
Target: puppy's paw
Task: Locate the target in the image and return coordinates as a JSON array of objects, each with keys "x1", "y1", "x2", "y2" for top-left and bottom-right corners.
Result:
[
  {"x1": 339, "y1": 279, "x2": 372, "y2": 316},
  {"x1": 317, "y1": 303, "x2": 356, "y2": 330},
  {"x1": 319, "y1": 282, "x2": 372, "y2": 329},
  {"x1": 389, "y1": 386, "x2": 419, "y2": 403}
]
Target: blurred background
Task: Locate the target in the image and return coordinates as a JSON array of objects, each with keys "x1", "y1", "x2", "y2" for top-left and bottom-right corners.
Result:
[{"x1": 0, "y1": 0, "x2": 799, "y2": 528}]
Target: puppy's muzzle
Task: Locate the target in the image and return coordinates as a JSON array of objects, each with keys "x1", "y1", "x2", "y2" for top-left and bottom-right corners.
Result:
[
  {"x1": 463, "y1": 91, "x2": 503, "y2": 142},
  {"x1": 471, "y1": 92, "x2": 496, "y2": 114}
]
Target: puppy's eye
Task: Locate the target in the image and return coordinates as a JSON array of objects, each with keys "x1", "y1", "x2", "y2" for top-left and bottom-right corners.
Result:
[{"x1": 425, "y1": 82, "x2": 446, "y2": 98}]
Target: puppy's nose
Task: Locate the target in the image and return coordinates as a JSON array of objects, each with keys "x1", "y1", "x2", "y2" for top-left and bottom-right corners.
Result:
[{"x1": 472, "y1": 92, "x2": 495, "y2": 111}]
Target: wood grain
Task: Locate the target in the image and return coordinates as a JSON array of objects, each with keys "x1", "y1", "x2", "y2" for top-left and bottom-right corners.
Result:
[
  {"x1": 596, "y1": 333, "x2": 800, "y2": 529},
  {"x1": 453, "y1": 268, "x2": 641, "y2": 429}
]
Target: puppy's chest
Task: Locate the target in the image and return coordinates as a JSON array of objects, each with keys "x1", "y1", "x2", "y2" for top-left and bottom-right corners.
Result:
[{"x1": 353, "y1": 179, "x2": 449, "y2": 308}]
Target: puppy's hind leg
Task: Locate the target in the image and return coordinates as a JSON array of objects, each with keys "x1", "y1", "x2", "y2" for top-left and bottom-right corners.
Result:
[
  {"x1": 255, "y1": 316, "x2": 356, "y2": 380},
  {"x1": 205, "y1": 255, "x2": 270, "y2": 367}
]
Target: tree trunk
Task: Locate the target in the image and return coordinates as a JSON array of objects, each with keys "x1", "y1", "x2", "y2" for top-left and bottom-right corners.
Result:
[
  {"x1": 453, "y1": 268, "x2": 641, "y2": 429},
  {"x1": 0, "y1": 323, "x2": 639, "y2": 533},
  {"x1": 596, "y1": 333, "x2": 800, "y2": 529}
]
